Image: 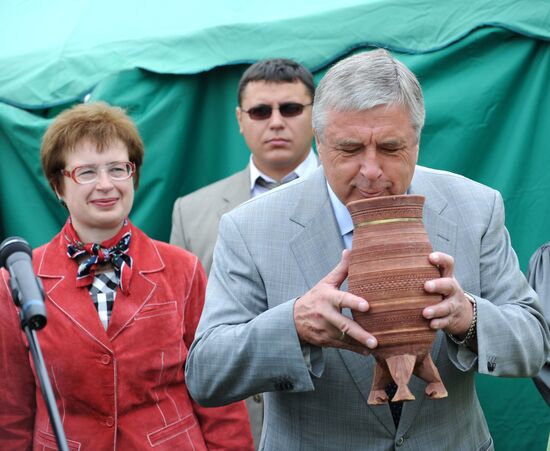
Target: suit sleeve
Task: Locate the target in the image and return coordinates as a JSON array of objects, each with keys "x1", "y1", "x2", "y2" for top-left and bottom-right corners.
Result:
[
  {"x1": 185, "y1": 213, "x2": 316, "y2": 407},
  {"x1": 448, "y1": 190, "x2": 550, "y2": 376},
  {"x1": 0, "y1": 269, "x2": 36, "y2": 450},
  {"x1": 183, "y1": 258, "x2": 254, "y2": 451}
]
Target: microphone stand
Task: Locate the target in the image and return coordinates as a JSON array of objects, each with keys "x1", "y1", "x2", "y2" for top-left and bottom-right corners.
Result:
[
  {"x1": 1, "y1": 236, "x2": 69, "y2": 450},
  {"x1": 19, "y1": 311, "x2": 69, "y2": 451}
]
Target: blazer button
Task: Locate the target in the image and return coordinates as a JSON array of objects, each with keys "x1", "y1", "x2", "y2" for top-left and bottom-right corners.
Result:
[
  {"x1": 101, "y1": 354, "x2": 111, "y2": 365},
  {"x1": 105, "y1": 416, "x2": 114, "y2": 427},
  {"x1": 396, "y1": 436, "x2": 405, "y2": 446}
]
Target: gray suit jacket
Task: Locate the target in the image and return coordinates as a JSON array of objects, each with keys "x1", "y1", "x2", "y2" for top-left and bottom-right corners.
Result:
[
  {"x1": 186, "y1": 166, "x2": 549, "y2": 451},
  {"x1": 170, "y1": 167, "x2": 250, "y2": 273}
]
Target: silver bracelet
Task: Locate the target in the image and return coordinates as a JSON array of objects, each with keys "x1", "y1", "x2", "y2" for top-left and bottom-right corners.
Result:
[{"x1": 447, "y1": 292, "x2": 477, "y2": 347}]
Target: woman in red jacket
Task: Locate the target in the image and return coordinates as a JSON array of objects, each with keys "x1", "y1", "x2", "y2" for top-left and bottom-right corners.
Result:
[{"x1": 0, "y1": 102, "x2": 253, "y2": 450}]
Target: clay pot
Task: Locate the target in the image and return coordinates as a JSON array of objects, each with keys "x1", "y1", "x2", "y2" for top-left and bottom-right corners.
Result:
[{"x1": 346, "y1": 195, "x2": 448, "y2": 405}]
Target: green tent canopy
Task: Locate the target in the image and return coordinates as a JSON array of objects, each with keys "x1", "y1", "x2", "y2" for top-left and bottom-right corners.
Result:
[
  {"x1": 1, "y1": 1, "x2": 549, "y2": 449},
  {"x1": 1, "y1": 0, "x2": 549, "y2": 108}
]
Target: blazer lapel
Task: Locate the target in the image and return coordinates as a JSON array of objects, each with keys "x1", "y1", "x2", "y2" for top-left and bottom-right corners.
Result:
[
  {"x1": 410, "y1": 167, "x2": 457, "y2": 257},
  {"x1": 218, "y1": 166, "x2": 251, "y2": 219},
  {"x1": 106, "y1": 226, "x2": 163, "y2": 341},
  {"x1": 106, "y1": 271, "x2": 156, "y2": 341},
  {"x1": 37, "y1": 237, "x2": 113, "y2": 350},
  {"x1": 289, "y1": 169, "x2": 344, "y2": 288}
]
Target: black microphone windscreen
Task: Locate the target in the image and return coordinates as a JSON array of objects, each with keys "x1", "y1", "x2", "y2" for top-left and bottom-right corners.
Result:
[{"x1": 0, "y1": 237, "x2": 33, "y2": 268}]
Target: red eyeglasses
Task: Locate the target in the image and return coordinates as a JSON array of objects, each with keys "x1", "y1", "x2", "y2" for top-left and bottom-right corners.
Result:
[
  {"x1": 61, "y1": 161, "x2": 135, "y2": 185},
  {"x1": 241, "y1": 102, "x2": 312, "y2": 120}
]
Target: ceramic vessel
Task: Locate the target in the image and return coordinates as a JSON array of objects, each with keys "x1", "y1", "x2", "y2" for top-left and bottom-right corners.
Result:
[{"x1": 346, "y1": 194, "x2": 448, "y2": 404}]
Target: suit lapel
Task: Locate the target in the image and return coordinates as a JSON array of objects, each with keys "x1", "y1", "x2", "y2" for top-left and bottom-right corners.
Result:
[
  {"x1": 289, "y1": 169, "x2": 344, "y2": 288},
  {"x1": 410, "y1": 167, "x2": 457, "y2": 257},
  {"x1": 339, "y1": 350, "x2": 397, "y2": 433},
  {"x1": 218, "y1": 166, "x2": 251, "y2": 219},
  {"x1": 37, "y1": 237, "x2": 113, "y2": 350},
  {"x1": 106, "y1": 227, "x2": 163, "y2": 340}
]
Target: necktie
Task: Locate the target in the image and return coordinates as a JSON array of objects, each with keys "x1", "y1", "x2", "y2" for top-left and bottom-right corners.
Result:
[
  {"x1": 256, "y1": 177, "x2": 281, "y2": 190},
  {"x1": 385, "y1": 382, "x2": 403, "y2": 427},
  {"x1": 63, "y1": 218, "x2": 133, "y2": 294},
  {"x1": 256, "y1": 173, "x2": 298, "y2": 190}
]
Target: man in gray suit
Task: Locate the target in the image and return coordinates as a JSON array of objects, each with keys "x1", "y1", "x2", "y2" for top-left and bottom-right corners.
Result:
[
  {"x1": 171, "y1": 59, "x2": 318, "y2": 448},
  {"x1": 186, "y1": 50, "x2": 550, "y2": 450}
]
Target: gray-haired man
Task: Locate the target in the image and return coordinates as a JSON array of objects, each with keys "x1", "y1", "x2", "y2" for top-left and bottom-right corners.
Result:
[{"x1": 186, "y1": 49, "x2": 549, "y2": 450}]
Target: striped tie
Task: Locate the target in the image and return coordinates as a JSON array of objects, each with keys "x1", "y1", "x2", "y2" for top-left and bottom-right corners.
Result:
[
  {"x1": 256, "y1": 173, "x2": 299, "y2": 190},
  {"x1": 256, "y1": 177, "x2": 282, "y2": 190}
]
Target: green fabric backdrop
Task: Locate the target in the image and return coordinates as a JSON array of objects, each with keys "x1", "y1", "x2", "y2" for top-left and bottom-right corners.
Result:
[
  {"x1": 1, "y1": 0, "x2": 548, "y2": 109},
  {"x1": 0, "y1": 1, "x2": 549, "y2": 449}
]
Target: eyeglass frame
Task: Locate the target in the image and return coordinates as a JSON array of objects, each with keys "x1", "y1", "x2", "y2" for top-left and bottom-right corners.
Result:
[
  {"x1": 61, "y1": 161, "x2": 136, "y2": 185},
  {"x1": 241, "y1": 102, "x2": 313, "y2": 120}
]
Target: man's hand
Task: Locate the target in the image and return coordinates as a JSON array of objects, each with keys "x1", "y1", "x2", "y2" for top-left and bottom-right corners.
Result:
[
  {"x1": 423, "y1": 252, "x2": 475, "y2": 339},
  {"x1": 293, "y1": 250, "x2": 378, "y2": 355}
]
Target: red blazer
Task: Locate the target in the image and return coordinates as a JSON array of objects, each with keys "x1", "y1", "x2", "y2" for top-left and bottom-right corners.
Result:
[{"x1": 0, "y1": 224, "x2": 253, "y2": 450}]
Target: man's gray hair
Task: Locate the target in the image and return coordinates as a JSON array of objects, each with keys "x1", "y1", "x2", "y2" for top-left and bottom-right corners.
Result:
[{"x1": 312, "y1": 49, "x2": 425, "y2": 142}]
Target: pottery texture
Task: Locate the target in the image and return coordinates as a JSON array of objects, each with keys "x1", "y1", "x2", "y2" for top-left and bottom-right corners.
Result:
[{"x1": 347, "y1": 194, "x2": 448, "y2": 404}]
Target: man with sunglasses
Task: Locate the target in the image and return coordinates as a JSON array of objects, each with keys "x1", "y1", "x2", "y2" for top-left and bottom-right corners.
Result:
[
  {"x1": 171, "y1": 58, "x2": 317, "y2": 274},
  {"x1": 170, "y1": 58, "x2": 318, "y2": 448},
  {"x1": 186, "y1": 49, "x2": 549, "y2": 450}
]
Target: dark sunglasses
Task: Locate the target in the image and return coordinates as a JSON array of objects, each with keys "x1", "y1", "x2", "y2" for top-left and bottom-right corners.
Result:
[{"x1": 242, "y1": 102, "x2": 312, "y2": 120}]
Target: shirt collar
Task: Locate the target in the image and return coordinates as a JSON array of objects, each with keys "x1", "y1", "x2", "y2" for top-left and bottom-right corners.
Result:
[
  {"x1": 326, "y1": 182, "x2": 354, "y2": 238},
  {"x1": 249, "y1": 149, "x2": 317, "y2": 192}
]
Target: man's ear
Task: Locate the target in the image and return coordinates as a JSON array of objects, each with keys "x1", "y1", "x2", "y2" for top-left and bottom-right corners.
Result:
[
  {"x1": 414, "y1": 140, "x2": 420, "y2": 164},
  {"x1": 313, "y1": 130, "x2": 322, "y2": 154},
  {"x1": 236, "y1": 106, "x2": 243, "y2": 134}
]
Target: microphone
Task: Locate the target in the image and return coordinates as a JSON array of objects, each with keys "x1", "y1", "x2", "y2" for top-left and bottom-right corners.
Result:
[{"x1": 0, "y1": 237, "x2": 47, "y2": 330}]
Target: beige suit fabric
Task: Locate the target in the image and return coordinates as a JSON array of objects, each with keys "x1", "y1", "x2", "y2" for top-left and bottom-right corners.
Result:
[
  {"x1": 171, "y1": 167, "x2": 250, "y2": 274},
  {"x1": 170, "y1": 166, "x2": 264, "y2": 446}
]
